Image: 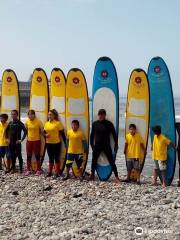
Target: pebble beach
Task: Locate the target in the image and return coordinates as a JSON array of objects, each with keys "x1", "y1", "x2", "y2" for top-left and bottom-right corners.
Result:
[{"x1": 0, "y1": 158, "x2": 180, "y2": 240}]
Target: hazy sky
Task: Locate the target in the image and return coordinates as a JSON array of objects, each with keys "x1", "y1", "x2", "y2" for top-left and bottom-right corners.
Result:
[{"x1": 0, "y1": 0, "x2": 180, "y2": 96}]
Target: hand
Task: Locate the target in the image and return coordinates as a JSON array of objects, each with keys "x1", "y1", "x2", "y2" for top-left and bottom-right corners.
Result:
[
  {"x1": 45, "y1": 133, "x2": 50, "y2": 138},
  {"x1": 16, "y1": 140, "x2": 21, "y2": 144},
  {"x1": 6, "y1": 139, "x2": 10, "y2": 145}
]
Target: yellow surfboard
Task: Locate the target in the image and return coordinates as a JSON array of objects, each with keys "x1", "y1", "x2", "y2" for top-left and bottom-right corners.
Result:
[
  {"x1": 125, "y1": 69, "x2": 150, "y2": 181},
  {"x1": 50, "y1": 68, "x2": 66, "y2": 172},
  {"x1": 1, "y1": 69, "x2": 20, "y2": 119},
  {"x1": 66, "y1": 68, "x2": 89, "y2": 177},
  {"x1": 30, "y1": 68, "x2": 49, "y2": 170},
  {"x1": 0, "y1": 69, "x2": 20, "y2": 170}
]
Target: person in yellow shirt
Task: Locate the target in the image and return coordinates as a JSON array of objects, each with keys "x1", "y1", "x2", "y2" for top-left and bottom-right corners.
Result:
[
  {"x1": 152, "y1": 125, "x2": 176, "y2": 188},
  {"x1": 124, "y1": 124, "x2": 146, "y2": 184},
  {"x1": 0, "y1": 114, "x2": 9, "y2": 171},
  {"x1": 44, "y1": 109, "x2": 66, "y2": 178},
  {"x1": 63, "y1": 120, "x2": 88, "y2": 181},
  {"x1": 25, "y1": 110, "x2": 43, "y2": 176}
]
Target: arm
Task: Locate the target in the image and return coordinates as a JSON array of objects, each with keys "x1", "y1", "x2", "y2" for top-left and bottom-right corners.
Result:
[
  {"x1": 90, "y1": 123, "x2": 95, "y2": 150},
  {"x1": 60, "y1": 130, "x2": 66, "y2": 145},
  {"x1": 110, "y1": 122, "x2": 118, "y2": 150},
  {"x1": 140, "y1": 143, "x2": 146, "y2": 154},
  {"x1": 82, "y1": 140, "x2": 88, "y2": 154},
  {"x1": 5, "y1": 123, "x2": 10, "y2": 144},
  {"x1": 170, "y1": 142, "x2": 176, "y2": 150},
  {"x1": 20, "y1": 122, "x2": 27, "y2": 142},
  {"x1": 124, "y1": 142, "x2": 128, "y2": 155}
]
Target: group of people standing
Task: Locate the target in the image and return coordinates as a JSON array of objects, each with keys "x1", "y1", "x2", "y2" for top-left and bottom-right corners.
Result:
[{"x1": 0, "y1": 109, "x2": 179, "y2": 187}]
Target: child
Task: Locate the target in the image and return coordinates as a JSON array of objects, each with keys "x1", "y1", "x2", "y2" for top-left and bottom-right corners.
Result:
[
  {"x1": 6, "y1": 110, "x2": 27, "y2": 173},
  {"x1": 63, "y1": 120, "x2": 88, "y2": 180},
  {"x1": 0, "y1": 114, "x2": 9, "y2": 171},
  {"x1": 25, "y1": 110, "x2": 43, "y2": 176},
  {"x1": 124, "y1": 124, "x2": 146, "y2": 184},
  {"x1": 152, "y1": 125, "x2": 176, "y2": 188}
]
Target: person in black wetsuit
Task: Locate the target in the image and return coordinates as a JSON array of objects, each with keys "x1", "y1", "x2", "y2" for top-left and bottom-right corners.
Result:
[
  {"x1": 6, "y1": 110, "x2": 27, "y2": 173},
  {"x1": 175, "y1": 122, "x2": 180, "y2": 187},
  {"x1": 90, "y1": 109, "x2": 120, "y2": 183}
]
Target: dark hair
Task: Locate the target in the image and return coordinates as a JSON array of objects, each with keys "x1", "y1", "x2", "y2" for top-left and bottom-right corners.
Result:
[
  {"x1": 129, "y1": 123, "x2": 136, "y2": 130},
  {"x1": 98, "y1": 109, "x2": 106, "y2": 116},
  {"x1": 28, "y1": 109, "x2": 35, "y2": 115},
  {"x1": 49, "y1": 109, "x2": 59, "y2": 121},
  {"x1": 11, "y1": 109, "x2": 19, "y2": 116},
  {"x1": 152, "y1": 125, "x2": 161, "y2": 135},
  {"x1": 0, "y1": 113, "x2": 8, "y2": 121},
  {"x1": 72, "y1": 120, "x2": 79, "y2": 126}
]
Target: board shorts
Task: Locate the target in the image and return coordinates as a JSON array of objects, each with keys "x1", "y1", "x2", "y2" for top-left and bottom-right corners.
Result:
[
  {"x1": 66, "y1": 153, "x2": 83, "y2": 168},
  {"x1": 127, "y1": 158, "x2": 140, "y2": 171},
  {"x1": 0, "y1": 146, "x2": 9, "y2": 158},
  {"x1": 26, "y1": 140, "x2": 41, "y2": 156},
  {"x1": 154, "y1": 160, "x2": 167, "y2": 171}
]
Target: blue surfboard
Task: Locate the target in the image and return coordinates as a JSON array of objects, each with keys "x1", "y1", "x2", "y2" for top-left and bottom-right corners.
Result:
[
  {"x1": 148, "y1": 56, "x2": 176, "y2": 186},
  {"x1": 92, "y1": 57, "x2": 119, "y2": 181}
]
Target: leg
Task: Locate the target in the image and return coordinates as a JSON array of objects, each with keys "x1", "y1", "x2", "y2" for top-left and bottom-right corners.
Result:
[
  {"x1": 54, "y1": 143, "x2": 61, "y2": 175},
  {"x1": 178, "y1": 143, "x2": 180, "y2": 186},
  {"x1": 103, "y1": 147, "x2": 120, "y2": 183},
  {"x1": 46, "y1": 144, "x2": 54, "y2": 176},
  {"x1": 0, "y1": 147, "x2": 5, "y2": 170},
  {"x1": 16, "y1": 144, "x2": 23, "y2": 173},
  {"x1": 26, "y1": 141, "x2": 33, "y2": 172},
  {"x1": 152, "y1": 160, "x2": 159, "y2": 185},
  {"x1": 63, "y1": 154, "x2": 74, "y2": 180},
  {"x1": 33, "y1": 140, "x2": 41, "y2": 173},
  {"x1": 9, "y1": 144, "x2": 17, "y2": 172},
  {"x1": 90, "y1": 147, "x2": 102, "y2": 179},
  {"x1": 133, "y1": 159, "x2": 141, "y2": 184},
  {"x1": 126, "y1": 159, "x2": 133, "y2": 181},
  {"x1": 159, "y1": 161, "x2": 167, "y2": 188},
  {"x1": 75, "y1": 154, "x2": 83, "y2": 177}
]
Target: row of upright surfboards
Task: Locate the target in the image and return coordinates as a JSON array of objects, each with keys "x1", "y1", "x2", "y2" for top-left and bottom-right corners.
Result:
[{"x1": 0, "y1": 56, "x2": 176, "y2": 185}]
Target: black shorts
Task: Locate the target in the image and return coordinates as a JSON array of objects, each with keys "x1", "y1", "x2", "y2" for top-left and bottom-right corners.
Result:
[{"x1": 66, "y1": 153, "x2": 83, "y2": 168}]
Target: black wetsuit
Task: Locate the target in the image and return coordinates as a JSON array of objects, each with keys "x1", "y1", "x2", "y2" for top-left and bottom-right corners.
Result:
[
  {"x1": 90, "y1": 120, "x2": 118, "y2": 176},
  {"x1": 6, "y1": 120, "x2": 27, "y2": 171},
  {"x1": 175, "y1": 123, "x2": 180, "y2": 180}
]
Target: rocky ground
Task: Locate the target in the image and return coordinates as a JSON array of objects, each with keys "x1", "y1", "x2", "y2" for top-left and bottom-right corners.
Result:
[{"x1": 0, "y1": 171, "x2": 179, "y2": 240}]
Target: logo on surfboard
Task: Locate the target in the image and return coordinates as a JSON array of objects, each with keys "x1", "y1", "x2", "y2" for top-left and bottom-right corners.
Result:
[
  {"x1": 7, "y1": 77, "x2": 12, "y2": 83},
  {"x1": 135, "y1": 77, "x2": 142, "y2": 84},
  {"x1": 72, "y1": 78, "x2": 80, "y2": 85},
  {"x1": 154, "y1": 66, "x2": 161, "y2": 74},
  {"x1": 37, "y1": 76, "x2": 42, "y2": 83},
  {"x1": 101, "y1": 70, "x2": 108, "y2": 78},
  {"x1": 55, "y1": 76, "x2": 60, "y2": 83}
]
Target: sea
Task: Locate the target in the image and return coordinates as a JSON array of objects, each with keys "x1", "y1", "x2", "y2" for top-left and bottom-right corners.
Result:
[{"x1": 20, "y1": 97, "x2": 180, "y2": 181}]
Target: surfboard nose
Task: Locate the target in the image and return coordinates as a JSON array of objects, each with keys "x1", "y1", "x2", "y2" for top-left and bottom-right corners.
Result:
[
  {"x1": 53, "y1": 68, "x2": 60, "y2": 72},
  {"x1": 5, "y1": 69, "x2": 13, "y2": 72},
  {"x1": 35, "y1": 68, "x2": 43, "y2": 72}
]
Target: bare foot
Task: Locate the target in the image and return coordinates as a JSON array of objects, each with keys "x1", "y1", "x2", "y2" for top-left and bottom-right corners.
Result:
[
  {"x1": 89, "y1": 174, "x2": 95, "y2": 181},
  {"x1": 115, "y1": 177, "x2": 121, "y2": 184},
  {"x1": 151, "y1": 181, "x2": 157, "y2": 186}
]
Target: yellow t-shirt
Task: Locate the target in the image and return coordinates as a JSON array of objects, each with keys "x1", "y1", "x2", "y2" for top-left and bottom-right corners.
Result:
[
  {"x1": 44, "y1": 120, "x2": 64, "y2": 144},
  {"x1": 67, "y1": 129, "x2": 85, "y2": 154},
  {"x1": 125, "y1": 132, "x2": 143, "y2": 159},
  {"x1": 152, "y1": 134, "x2": 171, "y2": 161},
  {"x1": 25, "y1": 118, "x2": 43, "y2": 141},
  {"x1": 0, "y1": 122, "x2": 8, "y2": 146}
]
